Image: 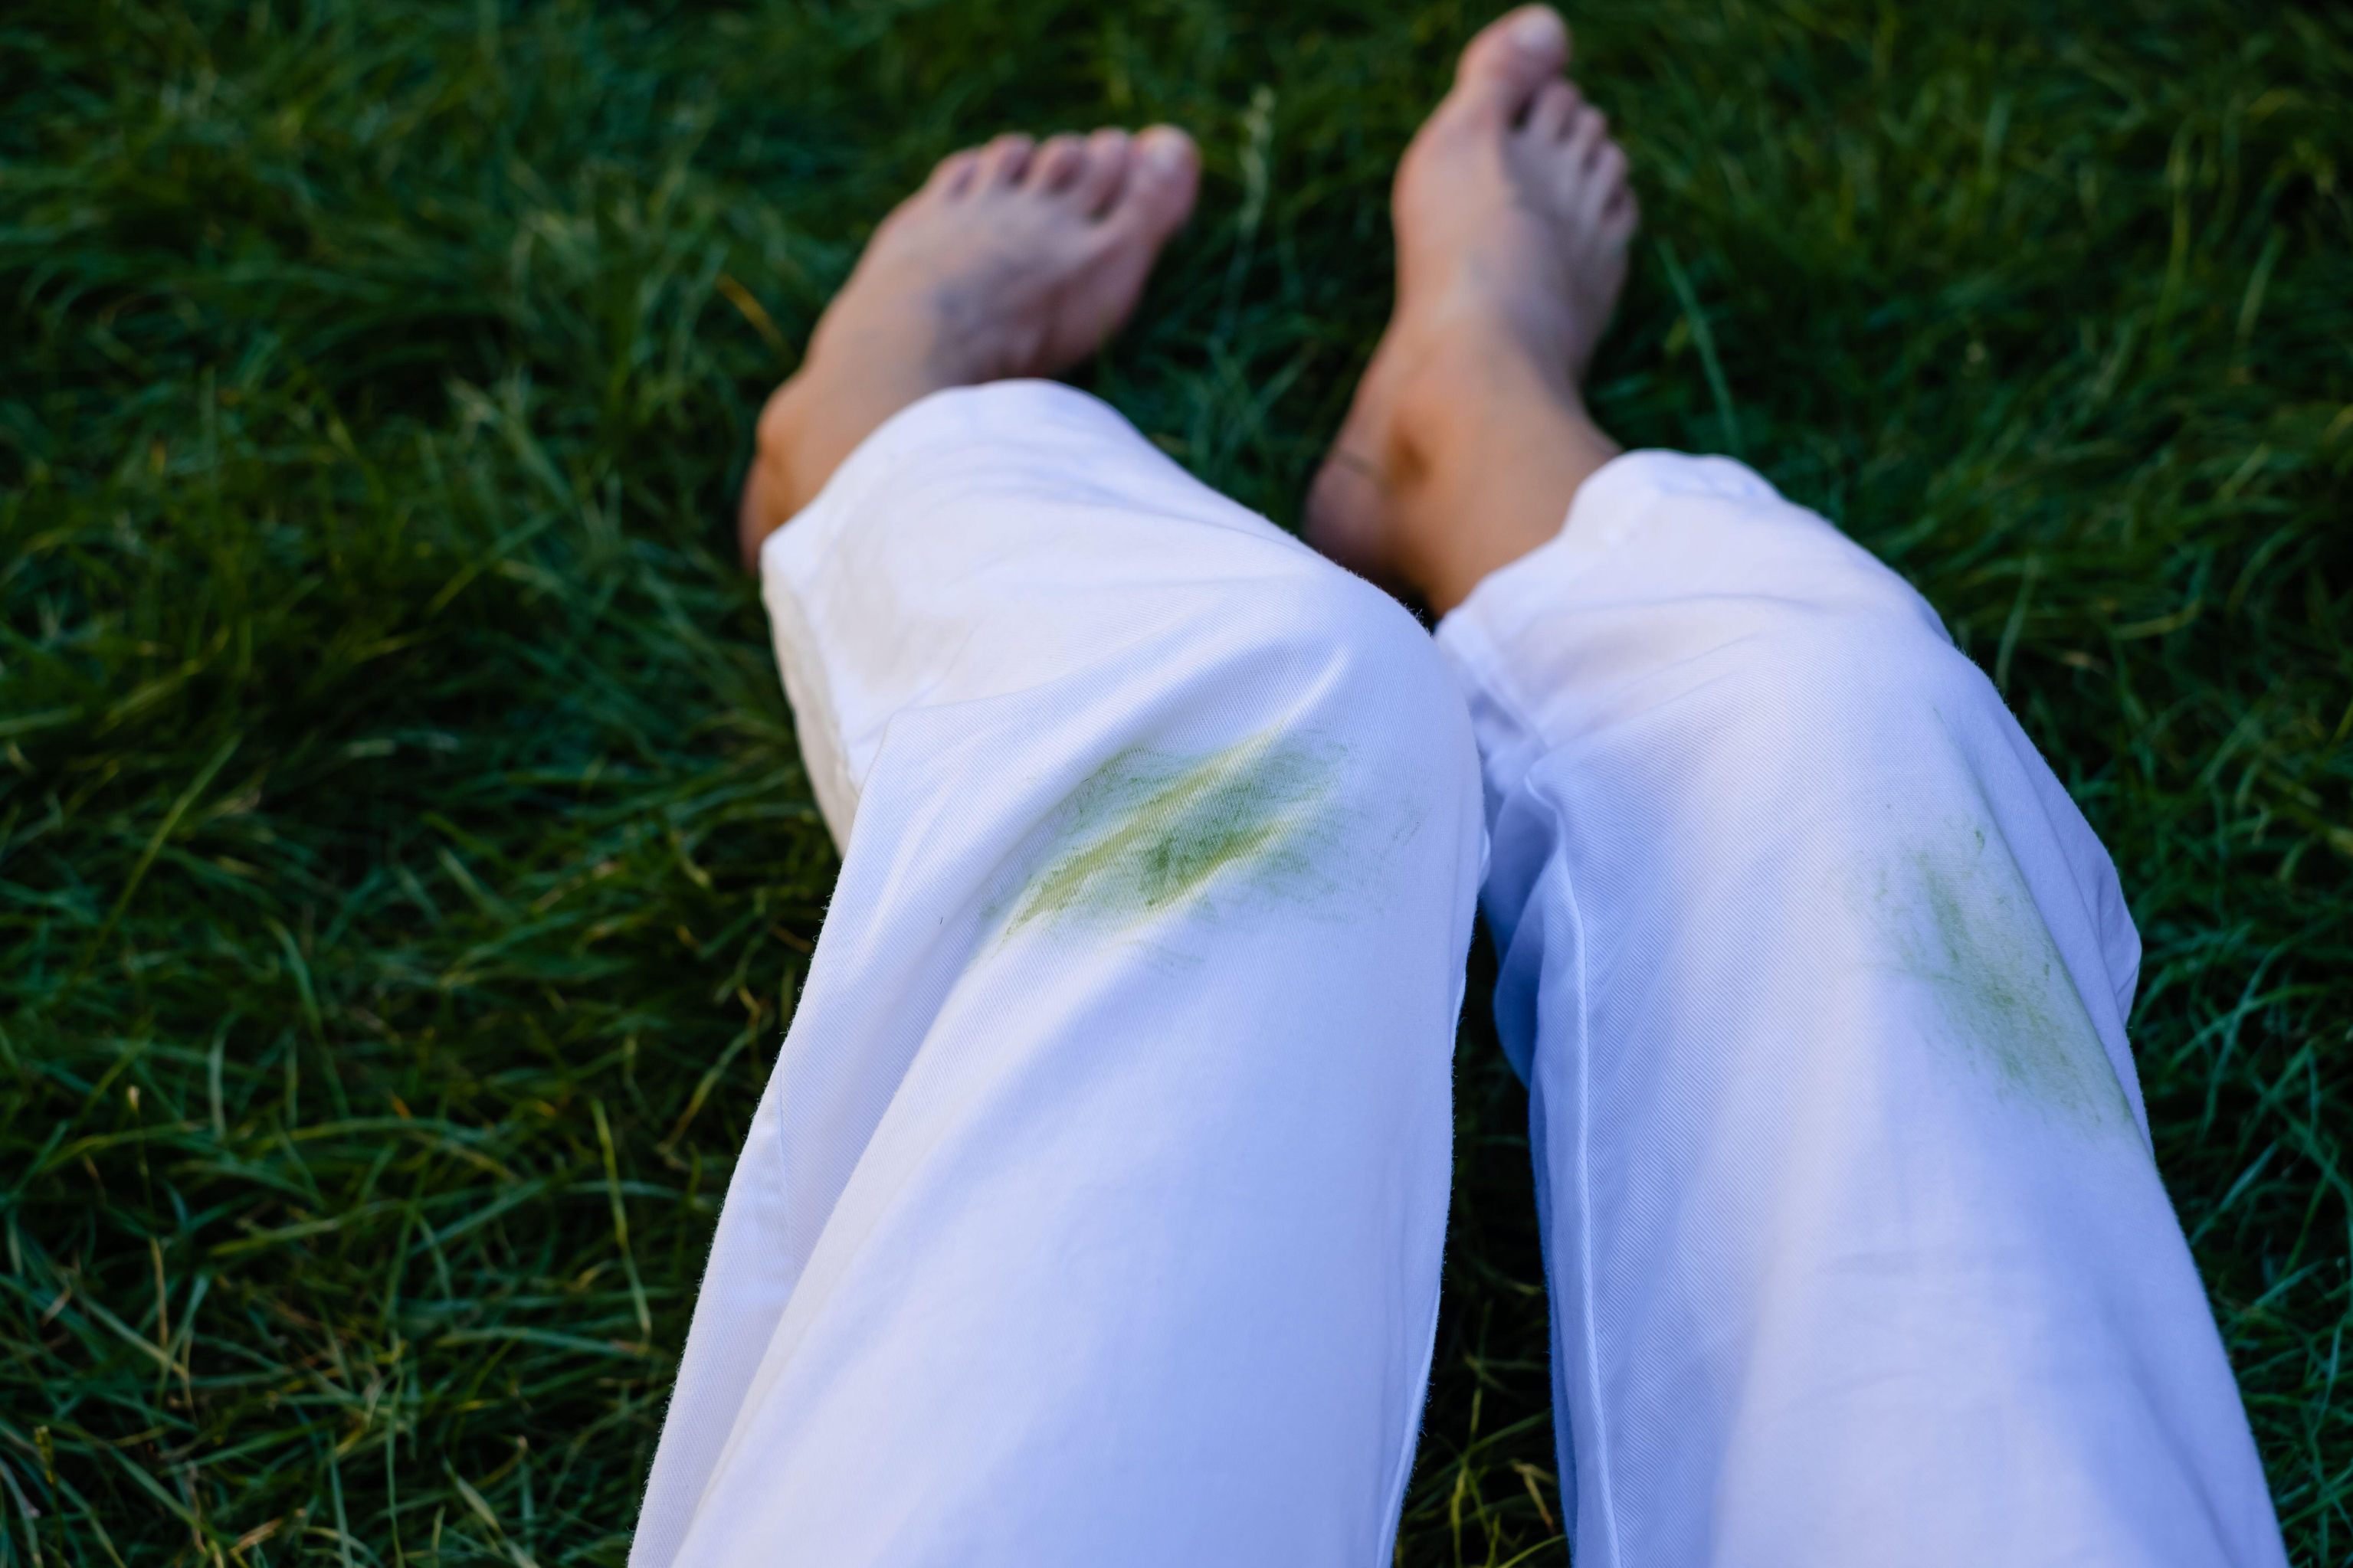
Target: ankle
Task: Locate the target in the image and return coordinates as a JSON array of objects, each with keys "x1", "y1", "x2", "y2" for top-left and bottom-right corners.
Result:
[
  {"x1": 1381, "y1": 335, "x2": 1620, "y2": 614},
  {"x1": 739, "y1": 371, "x2": 847, "y2": 567},
  {"x1": 739, "y1": 349, "x2": 941, "y2": 568}
]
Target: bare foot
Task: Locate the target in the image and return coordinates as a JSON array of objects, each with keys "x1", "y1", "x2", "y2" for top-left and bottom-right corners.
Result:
[
  {"x1": 1304, "y1": 5, "x2": 1637, "y2": 614},
  {"x1": 739, "y1": 125, "x2": 1201, "y2": 567}
]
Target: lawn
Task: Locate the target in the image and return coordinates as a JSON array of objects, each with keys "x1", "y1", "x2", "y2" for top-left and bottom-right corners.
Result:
[{"x1": 3, "y1": 0, "x2": 2348, "y2": 1562}]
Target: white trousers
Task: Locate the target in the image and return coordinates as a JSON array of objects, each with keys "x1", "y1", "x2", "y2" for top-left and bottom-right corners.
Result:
[{"x1": 631, "y1": 381, "x2": 2286, "y2": 1567}]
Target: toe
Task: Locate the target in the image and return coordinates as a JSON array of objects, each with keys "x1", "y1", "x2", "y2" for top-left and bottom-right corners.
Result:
[
  {"x1": 926, "y1": 148, "x2": 983, "y2": 197},
  {"x1": 1067, "y1": 127, "x2": 1134, "y2": 215},
  {"x1": 978, "y1": 133, "x2": 1035, "y2": 185},
  {"x1": 1581, "y1": 111, "x2": 1614, "y2": 169},
  {"x1": 1525, "y1": 80, "x2": 1580, "y2": 140},
  {"x1": 1601, "y1": 182, "x2": 1640, "y2": 245},
  {"x1": 1581, "y1": 141, "x2": 1630, "y2": 222},
  {"x1": 1562, "y1": 105, "x2": 1606, "y2": 169},
  {"x1": 1449, "y1": 5, "x2": 1568, "y2": 123},
  {"x1": 1106, "y1": 125, "x2": 1200, "y2": 241},
  {"x1": 1029, "y1": 133, "x2": 1088, "y2": 192}
]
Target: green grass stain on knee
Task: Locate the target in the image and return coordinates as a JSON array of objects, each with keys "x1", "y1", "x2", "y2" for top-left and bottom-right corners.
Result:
[
  {"x1": 1003, "y1": 729, "x2": 1342, "y2": 935},
  {"x1": 1889, "y1": 822, "x2": 2135, "y2": 1131}
]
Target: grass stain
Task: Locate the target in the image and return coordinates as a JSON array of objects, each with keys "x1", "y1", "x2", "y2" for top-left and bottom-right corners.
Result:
[
  {"x1": 1885, "y1": 820, "x2": 2135, "y2": 1132},
  {"x1": 1001, "y1": 729, "x2": 1343, "y2": 936}
]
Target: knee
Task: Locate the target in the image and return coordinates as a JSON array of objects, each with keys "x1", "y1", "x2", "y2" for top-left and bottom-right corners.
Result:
[
  {"x1": 1771, "y1": 600, "x2": 1985, "y2": 732},
  {"x1": 1686, "y1": 593, "x2": 2009, "y2": 820},
  {"x1": 1204, "y1": 558, "x2": 1483, "y2": 837},
  {"x1": 1258, "y1": 563, "x2": 1473, "y2": 747}
]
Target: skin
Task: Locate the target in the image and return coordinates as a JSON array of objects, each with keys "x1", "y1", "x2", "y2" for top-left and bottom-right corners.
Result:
[{"x1": 737, "y1": 4, "x2": 1636, "y2": 621}]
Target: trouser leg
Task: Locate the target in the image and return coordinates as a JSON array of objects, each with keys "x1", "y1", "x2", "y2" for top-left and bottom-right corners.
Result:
[
  {"x1": 1439, "y1": 452, "x2": 2287, "y2": 1566},
  {"x1": 631, "y1": 381, "x2": 1485, "y2": 1568}
]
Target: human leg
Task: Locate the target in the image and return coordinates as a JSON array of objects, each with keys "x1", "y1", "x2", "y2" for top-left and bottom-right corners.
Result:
[
  {"x1": 634, "y1": 129, "x2": 1486, "y2": 1568},
  {"x1": 1447, "y1": 452, "x2": 2286, "y2": 1566},
  {"x1": 1316, "y1": 8, "x2": 2289, "y2": 1563}
]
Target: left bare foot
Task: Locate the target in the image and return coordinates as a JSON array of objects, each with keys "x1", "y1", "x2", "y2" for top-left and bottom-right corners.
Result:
[{"x1": 739, "y1": 125, "x2": 1201, "y2": 567}]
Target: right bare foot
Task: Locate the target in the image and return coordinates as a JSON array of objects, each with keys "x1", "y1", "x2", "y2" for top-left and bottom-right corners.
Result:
[
  {"x1": 739, "y1": 125, "x2": 1201, "y2": 568},
  {"x1": 1305, "y1": 5, "x2": 1638, "y2": 614}
]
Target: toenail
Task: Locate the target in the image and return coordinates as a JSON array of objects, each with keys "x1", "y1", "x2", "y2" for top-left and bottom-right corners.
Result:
[
  {"x1": 1509, "y1": 7, "x2": 1565, "y2": 52},
  {"x1": 1141, "y1": 132, "x2": 1188, "y2": 170}
]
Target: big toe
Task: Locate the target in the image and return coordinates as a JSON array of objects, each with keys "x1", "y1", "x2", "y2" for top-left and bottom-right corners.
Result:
[
  {"x1": 1112, "y1": 125, "x2": 1201, "y2": 241},
  {"x1": 1450, "y1": 5, "x2": 1568, "y2": 115}
]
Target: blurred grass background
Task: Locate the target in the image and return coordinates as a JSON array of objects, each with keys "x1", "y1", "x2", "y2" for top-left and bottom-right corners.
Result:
[{"x1": 3, "y1": 0, "x2": 2349, "y2": 1562}]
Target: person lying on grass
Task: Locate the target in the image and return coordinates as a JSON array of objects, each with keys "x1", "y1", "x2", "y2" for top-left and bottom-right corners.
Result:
[{"x1": 631, "y1": 8, "x2": 2289, "y2": 1565}]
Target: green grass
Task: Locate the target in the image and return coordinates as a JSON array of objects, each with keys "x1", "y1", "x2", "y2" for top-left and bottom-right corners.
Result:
[{"x1": 3, "y1": 0, "x2": 2348, "y2": 1562}]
